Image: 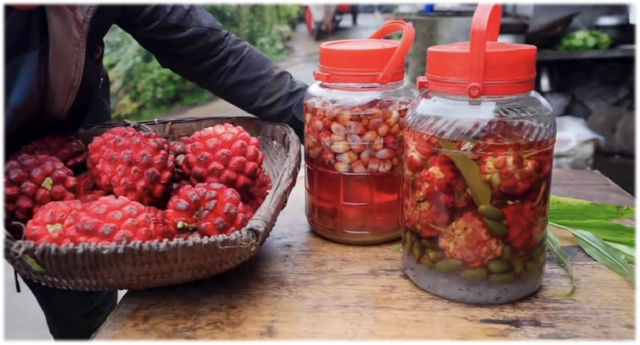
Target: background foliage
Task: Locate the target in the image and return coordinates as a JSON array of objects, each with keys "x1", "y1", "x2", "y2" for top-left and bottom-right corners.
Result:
[{"x1": 104, "y1": 5, "x2": 302, "y2": 120}]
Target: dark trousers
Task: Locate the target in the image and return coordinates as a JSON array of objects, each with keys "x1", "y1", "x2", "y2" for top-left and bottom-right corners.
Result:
[{"x1": 22, "y1": 277, "x2": 117, "y2": 340}]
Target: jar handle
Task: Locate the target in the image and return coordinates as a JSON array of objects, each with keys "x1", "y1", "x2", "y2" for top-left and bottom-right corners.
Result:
[
  {"x1": 368, "y1": 20, "x2": 416, "y2": 85},
  {"x1": 467, "y1": 4, "x2": 502, "y2": 98}
]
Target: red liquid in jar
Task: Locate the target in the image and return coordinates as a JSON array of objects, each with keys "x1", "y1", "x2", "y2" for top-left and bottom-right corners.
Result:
[
  {"x1": 306, "y1": 163, "x2": 402, "y2": 244},
  {"x1": 304, "y1": 98, "x2": 411, "y2": 244}
]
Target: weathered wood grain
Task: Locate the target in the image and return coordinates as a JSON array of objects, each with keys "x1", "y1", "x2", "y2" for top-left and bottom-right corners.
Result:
[{"x1": 94, "y1": 169, "x2": 635, "y2": 340}]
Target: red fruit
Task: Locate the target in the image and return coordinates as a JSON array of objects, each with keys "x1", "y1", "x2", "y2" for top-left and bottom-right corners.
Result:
[
  {"x1": 5, "y1": 154, "x2": 78, "y2": 222},
  {"x1": 479, "y1": 147, "x2": 539, "y2": 195},
  {"x1": 421, "y1": 156, "x2": 460, "y2": 191},
  {"x1": 0, "y1": 175, "x2": 7, "y2": 215},
  {"x1": 165, "y1": 182, "x2": 252, "y2": 237},
  {"x1": 69, "y1": 195, "x2": 156, "y2": 244},
  {"x1": 75, "y1": 173, "x2": 107, "y2": 203},
  {"x1": 15, "y1": 135, "x2": 87, "y2": 169},
  {"x1": 404, "y1": 152, "x2": 426, "y2": 173},
  {"x1": 182, "y1": 124, "x2": 265, "y2": 192},
  {"x1": 503, "y1": 202, "x2": 546, "y2": 252},
  {"x1": 87, "y1": 127, "x2": 175, "y2": 206},
  {"x1": 147, "y1": 206, "x2": 177, "y2": 240},
  {"x1": 402, "y1": 179, "x2": 450, "y2": 238},
  {"x1": 416, "y1": 158, "x2": 471, "y2": 209},
  {"x1": 25, "y1": 200, "x2": 83, "y2": 246},
  {"x1": 170, "y1": 137, "x2": 192, "y2": 181},
  {"x1": 242, "y1": 172, "x2": 272, "y2": 212},
  {"x1": 439, "y1": 212, "x2": 504, "y2": 267}
]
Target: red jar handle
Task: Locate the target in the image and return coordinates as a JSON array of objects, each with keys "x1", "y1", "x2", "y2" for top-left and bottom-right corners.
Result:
[
  {"x1": 467, "y1": 4, "x2": 502, "y2": 98},
  {"x1": 368, "y1": 20, "x2": 416, "y2": 85}
]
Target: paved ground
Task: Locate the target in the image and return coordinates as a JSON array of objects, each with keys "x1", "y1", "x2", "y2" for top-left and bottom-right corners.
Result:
[{"x1": 3, "y1": 13, "x2": 384, "y2": 340}]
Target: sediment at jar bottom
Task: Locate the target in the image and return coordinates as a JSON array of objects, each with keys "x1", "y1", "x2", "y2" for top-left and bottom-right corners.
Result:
[
  {"x1": 303, "y1": 98, "x2": 412, "y2": 174},
  {"x1": 401, "y1": 230, "x2": 545, "y2": 304},
  {"x1": 402, "y1": 251, "x2": 543, "y2": 304}
]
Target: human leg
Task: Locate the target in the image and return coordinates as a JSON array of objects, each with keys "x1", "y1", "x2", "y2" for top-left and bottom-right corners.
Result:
[{"x1": 22, "y1": 278, "x2": 117, "y2": 340}]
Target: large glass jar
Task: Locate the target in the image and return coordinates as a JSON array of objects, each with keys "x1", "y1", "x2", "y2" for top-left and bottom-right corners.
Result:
[
  {"x1": 304, "y1": 21, "x2": 419, "y2": 245},
  {"x1": 401, "y1": 4, "x2": 556, "y2": 304}
]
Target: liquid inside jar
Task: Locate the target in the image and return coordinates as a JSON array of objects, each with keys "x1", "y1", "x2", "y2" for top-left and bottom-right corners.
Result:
[
  {"x1": 304, "y1": 98, "x2": 412, "y2": 245},
  {"x1": 401, "y1": 125, "x2": 554, "y2": 304}
]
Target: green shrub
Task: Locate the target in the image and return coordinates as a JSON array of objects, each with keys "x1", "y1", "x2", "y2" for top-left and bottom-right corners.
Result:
[{"x1": 104, "y1": 5, "x2": 302, "y2": 120}]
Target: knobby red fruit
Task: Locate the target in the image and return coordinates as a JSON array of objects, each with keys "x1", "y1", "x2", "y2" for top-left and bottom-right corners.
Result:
[
  {"x1": 183, "y1": 124, "x2": 265, "y2": 192},
  {"x1": 146, "y1": 206, "x2": 177, "y2": 240},
  {"x1": 503, "y1": 202, "x2": 545, "y2": 252},
  {"x1": 170, "y1": 136, "x2": 192, "y2": 181},
  {"x1": 25, "y1": 200, "x2": 83, "y2": 246},
  {"x1": 87, "y1": 127, "x2": 175, "y2": 206},
  {"x1": 67, "y1": 195, "x2": 156, "y2": 245},
  {"x1": 15, "y1": 135, "x2": 88, "y2": 169},
  {"x1": 479, "y1": 147, "x2": 539, "y2": 195},
  {"x1": 418, "y1": 155, "x2": 471, "y2": 208},
  {"x1": 165, "y1": 182, "x2": 252, "y2": 237},
  {"x1": 402, "y1": 178, "x2": 450, "y2": 238},
  {"x1": 242, "y1": 172, "x2": 272, "y2": 212},
  {"x1": 5, "y1": 154, "x2": 78, "y2": 222},
  {"x1": 439, "y1": 212, "x2": 504, "y2": 267},
  {"x1": 75, "y1": 172, "x2": 106, "y2": 203}
]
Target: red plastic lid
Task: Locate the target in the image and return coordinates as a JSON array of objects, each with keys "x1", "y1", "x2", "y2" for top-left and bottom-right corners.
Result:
[
  {"x1": 314, "y1": 20, "x2": 415, "y2": 85},
  {"x1": 417, "y1": 4, "x2": 537, "y2": 98}
]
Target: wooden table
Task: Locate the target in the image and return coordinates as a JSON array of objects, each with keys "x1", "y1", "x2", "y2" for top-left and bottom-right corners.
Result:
[{"x1": 94, "y1": 168, "x2": 635, "y2": 340}]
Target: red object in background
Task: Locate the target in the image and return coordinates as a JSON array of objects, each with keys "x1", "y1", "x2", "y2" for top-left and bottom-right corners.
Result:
[
  {"x1": 336, "y1": 4, "x2": 352, "y2": 13},
  {"x1": 2, "y1": 1, "x2": 44, "y2": 10}
]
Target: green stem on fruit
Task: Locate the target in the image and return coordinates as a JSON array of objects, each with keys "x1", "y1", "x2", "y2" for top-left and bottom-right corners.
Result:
[
  {"x1": 41, "y1": 177, "x2": 53, "y2": 192},
  {"x1": 176, "y1": 221, "x2": 198, "y2": 232},
  {"x1": 438, "y1": 139, "x2": 492, "y2": 207}
]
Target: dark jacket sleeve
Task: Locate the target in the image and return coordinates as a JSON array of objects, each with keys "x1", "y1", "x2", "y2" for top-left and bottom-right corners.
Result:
[{"x1": 115, "y1": 5, "x2": 307, "y2": 142}]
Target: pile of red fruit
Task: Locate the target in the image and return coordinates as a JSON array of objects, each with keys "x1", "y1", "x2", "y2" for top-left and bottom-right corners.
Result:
[{"x1": 5, "y1": 124, "x2": 272, "y2": 247}]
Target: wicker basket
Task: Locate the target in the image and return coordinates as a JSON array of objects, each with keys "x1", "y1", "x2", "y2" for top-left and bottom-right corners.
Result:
[{"x1": 4, "y1": 116, "x2": 301, "y2": 291}]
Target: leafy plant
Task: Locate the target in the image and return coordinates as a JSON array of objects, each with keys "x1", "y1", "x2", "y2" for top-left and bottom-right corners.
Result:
[
  {"x1": 547, "y1": 195, "x2": 635, "y2": 290},
  {"x1": 558, "y1": 29, "x2": 613, "y2": 51},
  {"x1": 104, "y1": 5, "x2": 302, "y2": 120}
]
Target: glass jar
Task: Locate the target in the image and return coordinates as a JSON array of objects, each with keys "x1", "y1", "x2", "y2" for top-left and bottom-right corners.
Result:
[
  {"x1": 304, "y1": 21, "x2": 419, "y2": 245},
  {"x1": 401, "y1": 4, "x2": 556, "y2": 304}
]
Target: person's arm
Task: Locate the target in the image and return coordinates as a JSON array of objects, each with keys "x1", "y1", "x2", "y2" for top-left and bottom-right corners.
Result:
[{"x1": 115, "y1": 5, "x2": 307, "y2": 141}]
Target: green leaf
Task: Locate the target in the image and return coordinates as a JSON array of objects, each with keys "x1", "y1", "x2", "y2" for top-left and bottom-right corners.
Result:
[
  {"x1": 571, "y1": 230, "x2": 635, "y2": 284},
  {"x1": 605, "y1": 241, "x2": 636, "y2": 265},
  {"x1": 546, "y1": 231, "x2": 576, "y2": 298},
  {"x1": 391, "y1": 245, "x2": 402, "y2": 253},
  {"x1": 438, "y1": 139, "x2": 491, "y2": 206},
  {"x1": 548, "y1": 195, "x2": 635, "y2": 221},
  {"x1": 551, "y1": 219, "x2": 635, "y2": 246},
  {"x1": 23, "y1": 255, "x2": 45, "y2": 273}
]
